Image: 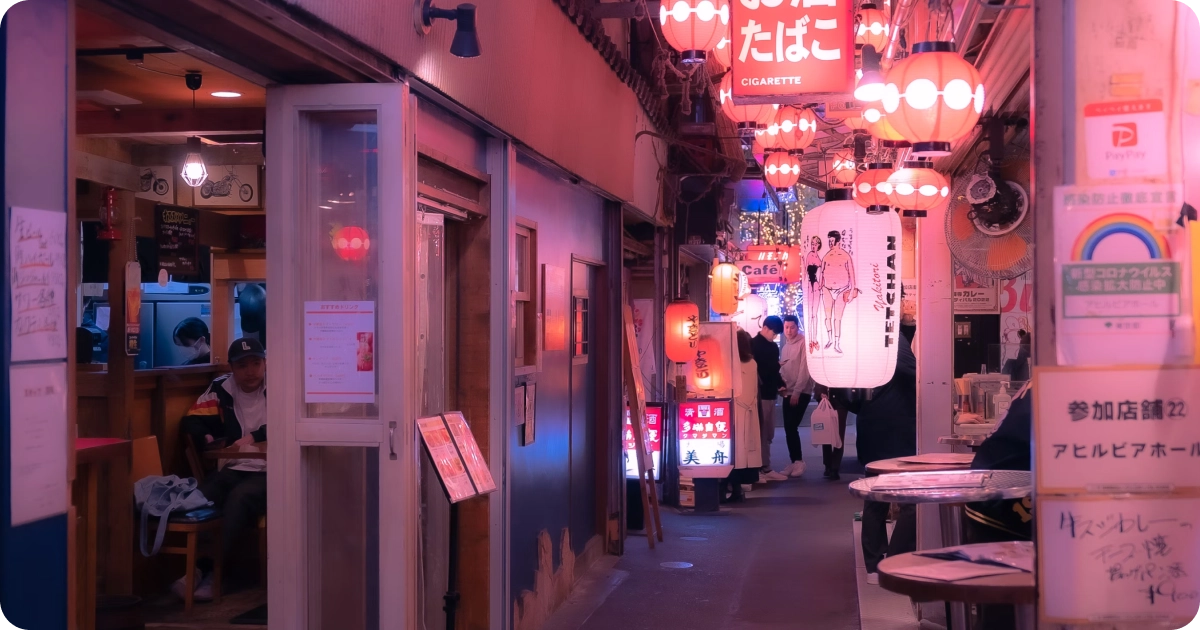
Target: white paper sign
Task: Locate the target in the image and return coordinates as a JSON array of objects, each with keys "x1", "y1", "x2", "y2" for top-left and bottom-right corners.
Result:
[
  {"x1": 304, "y1": 301, "x2": 376, "y2": 403},
  {"x1": 9, "y1": 207, "x2": 67, "y2": 362},
  {"x1": 1035, "y1": 366, "x2": 1200, "y2": 493},
  {"x1": 1083, "y1": 100, "x2": 1168, "y2": 180},
  {"x1": 1039, "y1": 496, "x2": 1200, "y2": 624},
  {"x1": 9, "y1": 363, "x2": 68, "y2": 526}
]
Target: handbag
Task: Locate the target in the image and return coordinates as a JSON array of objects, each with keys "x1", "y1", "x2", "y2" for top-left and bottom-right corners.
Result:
[
  {"x1": 810, "y1": 398, "x2": 843, "y2": 448},
  {"x1": 134, "y1": 475, "x2": 212, "y2": 557}
]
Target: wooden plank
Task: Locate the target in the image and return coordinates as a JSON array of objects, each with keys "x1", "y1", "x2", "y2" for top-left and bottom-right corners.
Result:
[
  {"x1": 76, "y1": 151, "x2": 140, "y2": 191},
  {"x1": 622, "y1": 305, "x2": 661, "y2": 548},
  {"x1": 77, "y1": 107, "x2": 265, "y2": 137},
  {"x1": 104, "y1": 190, "x2": 136, "y2": 594}
]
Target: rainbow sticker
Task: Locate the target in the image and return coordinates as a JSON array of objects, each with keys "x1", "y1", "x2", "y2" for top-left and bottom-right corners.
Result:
[{"x1": 1071, "y1": 213, "x2": 1170, "y2": 261}]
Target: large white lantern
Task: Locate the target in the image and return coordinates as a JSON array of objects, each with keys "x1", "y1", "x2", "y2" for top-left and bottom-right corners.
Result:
[{"x1": 799, "y1": 188, "x2": 902, "y2": 388}]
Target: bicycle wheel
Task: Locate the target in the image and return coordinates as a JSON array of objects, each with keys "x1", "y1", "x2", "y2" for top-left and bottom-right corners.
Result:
[{"x1": 239, "y1": 183, "x2": 254, "y2": 203}]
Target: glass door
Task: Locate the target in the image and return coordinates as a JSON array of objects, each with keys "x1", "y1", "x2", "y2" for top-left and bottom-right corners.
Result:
[{"x1": 265, "y1": 83, "x2": 417, "y2": 630}]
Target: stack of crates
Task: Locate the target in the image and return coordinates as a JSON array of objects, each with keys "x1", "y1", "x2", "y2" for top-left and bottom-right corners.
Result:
[{"x1": 679, "y1": 474, "x2": 695, "y2": 507}]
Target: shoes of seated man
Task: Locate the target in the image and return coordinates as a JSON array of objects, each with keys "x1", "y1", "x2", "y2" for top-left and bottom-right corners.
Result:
[{"x1": 171, "y1": 569, "x2": 214, "y2": 602}]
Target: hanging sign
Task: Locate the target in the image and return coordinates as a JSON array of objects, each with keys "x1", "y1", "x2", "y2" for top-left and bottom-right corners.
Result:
[
  {"x1": 1083, "y1": 99, "x2": 1167, "y2": 181},
  {"x1": 624, "y1": 403, "x2": 664, "y2": 479},
  {"x1": 678, "y1": 399, "x2": 734, "y2": 478},
  {"x1": 952, "y1": 262, "x2": 1000, "y2": 314},
  {"x1": 738, "y1": 245, "x2": 802, "y2": 285},
  {"x1": 1053, "y1": 185, "x2": 1191, "y2": 366},
  {"x1": 155, "y1": 205, "x2": 199, "y2": 281},
  {"x1": 729, "y1": 0, "x2": 854, "y2": 104}
]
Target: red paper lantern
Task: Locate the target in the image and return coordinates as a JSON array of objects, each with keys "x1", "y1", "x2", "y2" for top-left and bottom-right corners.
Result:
[
  {"x1": 855, "y1": 3, "x2": 889, "y2": 51},
  {"x1": 754, "y1": 120, "x2": 781, "y2": 152},
  {"x1": 865, "y1": 107, "x2": 911, "y2": 148},
  {"x1": 830, "y1": 148, "x2": 857, "y2": 185},
  {"x1": 763, "y1": 152, "x2": 802, "y2": 191},
  {"x1": 882, "y1": 42, "x2": 985, "y2": 156},
  {"x1": 775, "y1": 107, "x2": 817, "y2": 153},
  {"x1": 710, "y1": 261, "x2": 741, "y2": 315},
  {"x1": 852, "y1": 162, "x2": 895, "y2": 212},
  {"x1": 692, "y1": 334, "x2": 727, "y2": 392},
  {"x1": 711, "y1": 35, "x2": 731, "y2": 69},
  {"x1": 842, "y1": 111, "x2": 870, "y2": 132},
  {"x1": 719, "y1": 74, "x2": 775, "y2": 131},
  {"x1": 887, "y1": 161, "x2": 950, "y2": 212},
  {"x1": 659, "y1": 0, "x2": 730, "y2": 64},
  {"x1": 331, "y1": 226, "x2": 370, "y2": 261},
  {"x1": 665, "y1": 300, "x2": 701, "y2": 363}
]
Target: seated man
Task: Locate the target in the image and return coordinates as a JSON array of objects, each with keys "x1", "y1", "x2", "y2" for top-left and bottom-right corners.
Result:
[{"x1": 175, "y1": 337, "x2": 267, "y2": 602}]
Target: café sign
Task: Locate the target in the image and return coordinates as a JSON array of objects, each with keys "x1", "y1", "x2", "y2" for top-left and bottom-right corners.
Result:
[
  {"x1": 730, "y1": 0, "x2": 854, "y2": 104},
  {"x1": 739, "y1": 244, "x2": 801, "y2": 285}
]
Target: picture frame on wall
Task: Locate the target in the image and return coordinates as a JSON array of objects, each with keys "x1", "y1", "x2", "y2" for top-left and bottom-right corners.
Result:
[
  {"x1": 135, "y1": 165, "x2": 174, "y2": 204},
  {"x1": 192, "y1": 164, "x2": 261, "y2": 208},
  {"x1": 523, "y1": 382, "x2": 536, "y2": 445}
]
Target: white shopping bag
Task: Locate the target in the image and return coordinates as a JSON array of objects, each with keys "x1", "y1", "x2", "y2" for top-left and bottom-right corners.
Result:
[{"x1": 810, "y1": 397, "x2": 843, "y2": 448}]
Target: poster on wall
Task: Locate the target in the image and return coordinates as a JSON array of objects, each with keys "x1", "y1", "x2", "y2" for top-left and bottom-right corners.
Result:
[
  {"x1": 9, "y1": 207, "x2": 67, "y2": 362},
  {"x1": 729, "y1": 0, "x2": 854, "y2": 103},
  {"x1": 999, "y1": 273, "x2": 1033, "y2": 370},
  {"x1": 155, "y1": 205, "x2": 199, "y2": 281},
  {"x1": 192, "y1": 164, "x2": 260, "y2": 207},
  {"x1": 678, "y1": 399, "x2": 733, "y2": 479},
  {"x1": 135, "y1": 165, "x2": 174, "y2": 203},
  {"x1": 9, "y1": 363, "x2": 68, "y2": 526},
  {"x1": 625, "y1": 403, "x2": 663, "y2": 479},
  {"x1": 303, "y1": 301, "x2": 376, "y2": 403},
  {"x1": 1053, "y1": 184, "x2": 1192, "y2": 366},
  {"x1": 953, "y1": 262, "x2": 1000, "y2": 314},
  {"x1": 1083, "y1": 99, "x2": 1167, "y2": 180}
]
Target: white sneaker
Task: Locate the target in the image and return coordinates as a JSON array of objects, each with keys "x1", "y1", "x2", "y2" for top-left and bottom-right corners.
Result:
[
  {"x1": 741, "y1": 484, "x2": 754, "y2": 493},
  {"x1": 194, "y1": 571, "x2": 214, "y2": 602},
  {"x1": 171, "y1": 569, "x2": 202, "y2": 601},
  {"x1": 764, "y1": 470, "x2": 789, "y2": 481},
  {"x1": 866, "y1": 572, "x2": 880, "y2": 585},
  {"x1": 788, "y1": 461, "x2": 807, "y2": 478}
]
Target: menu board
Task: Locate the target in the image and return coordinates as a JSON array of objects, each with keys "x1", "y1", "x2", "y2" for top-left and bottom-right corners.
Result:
[
  {"x1": 303, "y1": 301, "x2": 376, "y2": 403},
  {"x1": 443, "y1": 412, "x2": 496, "y2": 495},
  {"x1": 624, "y1": 403, "x2": 663, "y2": 479},
  {"x1": 678, "y1": 399, "x2": 733, "y2": 479},
  {"x1": 1035, "y1": 366, "x2": 1200, "y2": 493},
  {"x1": 417, "y1": 415, "x2": 476, "y2": 503},
  {"x1": 9, "y1": 206, "x2": 67, "y2": 362},
  {"x1": 9, "y1": 363, "x2": 68, "y2": 525},
  {"x1": 155, "y1": 205, "x2": 199, "y2": 280},
  {"x1": 1039, "y1": 496, "x2": 1200, "y2": 625}
]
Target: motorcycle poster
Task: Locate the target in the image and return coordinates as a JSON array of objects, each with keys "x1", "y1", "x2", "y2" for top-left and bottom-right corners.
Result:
[
  {"x1": 191, "y1": 164, "x2": 260, "y2": 208},
  {"x1": 135, "y1": 165, "x2": 173, "y2": 204}
]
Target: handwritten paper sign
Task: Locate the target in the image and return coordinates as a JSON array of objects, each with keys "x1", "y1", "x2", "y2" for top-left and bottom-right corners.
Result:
[
  {"x1": 155, "y1": 205, "x2": 199, "y2": 280},
  {"x1": 417, "y1": 415, "x2": 477, "y2": 503},
  {"x1": 9, "y1": 363, "x2": 68, "y2": 526},
  {"x1": 1035, "y1": 366, "x2": 1200, "y2": 493},
  {"x1": 1039, "y1": 496, "x2": 1200, "y2": 625},
  {"x1": 304, "y1": 301, "x2": 376, "y2": 403},
  {"x1": 9, "y1": 207, "x2": 67, "y2": 362}
]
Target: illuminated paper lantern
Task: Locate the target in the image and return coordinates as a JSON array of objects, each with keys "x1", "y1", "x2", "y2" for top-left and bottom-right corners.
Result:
[
  {"x1": 659, "y1": 0, "x2": 730, "y2": 64},
  {"x1": 710, "y1": 261, "x2": 741, "y2": 315},
  {"x1": 866, "y1": 107, "x2": 911, "y2": 148},
  {"x1": 763, "y1": 152, "x2": 801, "y2": 191},
  {"x1": 852, "y1": 162, "x2": 895, "y2": 212},
  {"x1": 882, "y1": 42, "x2": 985, "y2": 156},
  {"x1": 665, "y1": 300, "x2": 701, "y2": 363},
  {"x1": 855, "y1": 3, "x2": 889, "y2": 51},
  {"x1": 691, "y1": 334, "x2": 727, "y2": 392},
  {"x1": 842, "y1": 111, "x2": 870, "y2": 132},
  {"x1": 719, "y1": 73, "x2": 775, "y2": 131},
  {"x1": 830, "y1": 148, "x2": 857, "y2": 185},
  {"x1": 799, "y1": 189, "x2": 902, "y2": 388},
  {"x1": 732, "y1": 293, "x2": 767, "y2": 336},
  {"x1": 887, "y1": 161, "x2": 950, "y2": 212},
  {"x1": 331, "y1": 226, "x2": 371, "y2": 261},
  {"x1": 754, "y1": 120, "x2": 781, "y2": 152},
  {"x1": 776, "y1": 107, "x2": 817, "y2": 153},
  {"x1": 711, "y1": 35, "x2": 732, "y2": 69}
]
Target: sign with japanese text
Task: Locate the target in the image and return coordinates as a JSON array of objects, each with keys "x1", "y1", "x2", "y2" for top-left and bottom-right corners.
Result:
[
  {"x1": 1083, "y1": 99, "x2": 1167, "y2": 180},
  {"x1": 304, "y1": 301, "x2": 376, "y2": 403},
  {"x1": 625, "y1": 403, "x2": 664, "y2": 479},
  {"x1": 953, "y1": 262, "x2": 1000, "y2": 314},
  {"x1": 678, "y1": 399, "x2": 734, "y2": 478},
  {"x1": 155, "y1": 204, "x2": 199, "y2": 281},
  {"x1": 1034, "y1": 366, "x2": 1200, "y2": 494},
  {"x1": 730, "y1": 0, "x2": 854, "y2": 104},
  {"x1": 1053, "y1": 185, "x2": 1192, "y2": 366},
  {"x1": 738, "y1": 245, "x2": 801, "y2": 285}
]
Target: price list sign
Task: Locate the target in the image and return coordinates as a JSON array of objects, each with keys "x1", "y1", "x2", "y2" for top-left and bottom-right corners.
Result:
[{"x1": 678, "y1": 399, "x2": 733, "y2": 478}]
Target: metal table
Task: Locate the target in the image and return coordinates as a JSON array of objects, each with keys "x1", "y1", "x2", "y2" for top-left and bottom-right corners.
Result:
[
  {"x1": 938, "y1": 435, "x2": 988, "y2": 450},
  {"x1": 849, "y1": 470, "x2": 1032, "y2": 630},
  {"x1": 879, "y1": 546, "x2": 1036, "y2": 630},
  {"x1": 865, "y1": 453, "x2": 974, "y2": 476}
]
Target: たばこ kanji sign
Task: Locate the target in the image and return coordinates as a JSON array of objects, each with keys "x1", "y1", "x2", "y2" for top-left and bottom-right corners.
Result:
[
  {"x1": 730, "y1": 0, "x2": 854, "y2": 104},
  {"x1": 678, "y1": 399, "x2": 734, "y2": 478}
]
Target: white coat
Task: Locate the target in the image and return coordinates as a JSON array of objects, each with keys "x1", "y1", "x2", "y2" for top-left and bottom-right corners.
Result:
[{"x1": 734, "y1": 358, "x2": 764, "y2": 471}]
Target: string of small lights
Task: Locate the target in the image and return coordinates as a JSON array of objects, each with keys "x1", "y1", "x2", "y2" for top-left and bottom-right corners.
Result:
[{"x1": 736, "y1": 184, "x2": 821, "y2": 318}]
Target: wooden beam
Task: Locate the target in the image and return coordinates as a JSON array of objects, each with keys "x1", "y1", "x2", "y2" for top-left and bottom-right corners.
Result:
[
  {"x1": 76, "y1": 151, "x2": 140, "y2": 191},
  {"x1": 77, "y1": 107, "x2": 265, "y2": 137}
]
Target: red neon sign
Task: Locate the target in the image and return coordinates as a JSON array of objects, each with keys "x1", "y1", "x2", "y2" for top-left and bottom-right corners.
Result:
[{"x1": 730, "y1": 0, "x2": 854, "y2": 104}]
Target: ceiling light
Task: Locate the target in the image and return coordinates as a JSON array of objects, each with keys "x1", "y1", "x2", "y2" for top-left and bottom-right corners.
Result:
[
  {"x1": 855, "y1": 45, "x2": 885, "y2": 103},
  {"x1": 211, "y1": 91, "x2": 242, "y2": 98},
  {"x1": 182, "y1": 137, "x2": 208, "y2": 187}
]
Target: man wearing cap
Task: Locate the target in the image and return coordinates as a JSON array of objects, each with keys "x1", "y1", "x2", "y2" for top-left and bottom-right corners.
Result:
[{"x1": 174, "y1": 338, "x2": 267, "y2": 602}]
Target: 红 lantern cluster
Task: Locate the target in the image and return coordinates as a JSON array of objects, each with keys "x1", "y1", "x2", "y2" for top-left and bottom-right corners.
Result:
[
  {"x1": 799, "y1": 189, "x2": 902, "y2": 389},
  {"x1": 659, "y1": 0, "x2": 730, "y2": 64},
  {"x1": 882, "y1": 42, "x2": 985, "y2": 156}
]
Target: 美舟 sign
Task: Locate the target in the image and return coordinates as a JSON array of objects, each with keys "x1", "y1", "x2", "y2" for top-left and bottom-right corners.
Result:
[
  {"x1": 1034, "y1": 365, "x2": 1200, "y2": 494},
  {"x1": 625, "y1": 403, "x2": 664, "y2": 479},
  {"x1": 1083, "y1": 99, "x2": 1167, "y2": 180},
  {"x1": 678, "y1": 399, "x2": 734, "y2": 478},
  {"x1": 1053, "y1": 185, "x2": 1191, "y2": 366},
  {"x1": 730, "y1": 0, "x2": 854, "y2": 104},
  {"x1": 739, "y1": 245, "x2": 801, "y2": 285}
]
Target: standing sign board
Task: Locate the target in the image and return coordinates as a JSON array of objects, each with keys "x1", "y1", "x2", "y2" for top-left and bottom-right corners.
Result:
[
  {"x1": 417, "y1": 413, "x2": 496, "y2": 503},
  {"x1": 624, "y1": 403, "x2": 663, "y2": 479},
  {"x1": 729, "y1": 0, "x2": 854, "y2": 104},
  {"x1": 678, "y1": 399, "x2": 734, "y2": 478}
]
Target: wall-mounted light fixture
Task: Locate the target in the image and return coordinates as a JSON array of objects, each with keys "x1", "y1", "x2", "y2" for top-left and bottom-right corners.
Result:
[{"x1": 415, "y1": 0, "x2": 481, "y2": 58}]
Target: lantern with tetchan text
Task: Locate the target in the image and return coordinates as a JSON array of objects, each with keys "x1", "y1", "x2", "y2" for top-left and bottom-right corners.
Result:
[
  {"x1": 719, "y1": 73, "x2": 775, "y2": 132},
  {"x1": 659, "y1": 0, "x2": 730, "y2": 64},
  {"x1": 881, "y1": 42, "x2": 985, "y2": 157},
  {"x1": 799, "y1": 189, "x2": 902, "y2": 389},
  {"x1": 763, "y1": 151, "x2": 802, "y2": 192},
  {"x1": 855, "y1": 3, "x2": 889, "y2": 51},
  {"x1": 852, "y1": 162, "x2": 895, "y2": 213},
  {"x1": 331, "y1": 226, "x2": 371, "y2": 261},
  {"x1": 665, "y1": 300, "x2": 702, "y2": 364},
  {"x1": 710, "y1": 261, "x2": 741, "y2": 315},
  {"x1": 887, "y1": 162, "x2": 950, "y2": 215},
  {"x1": 776, "y1": 107, "x2": 817, "y2": 153}
]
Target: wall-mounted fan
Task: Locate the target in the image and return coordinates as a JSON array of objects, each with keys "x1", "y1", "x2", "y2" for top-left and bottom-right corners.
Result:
[{"x1": 945, "y1": 118, "x2": 1033, "y2": 280}]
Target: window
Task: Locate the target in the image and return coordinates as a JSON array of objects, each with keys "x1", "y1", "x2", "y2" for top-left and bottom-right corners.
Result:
[
  {"x1": 572, "y1": 296, "x2": 589, "y2": 360},
  {"x1": 514, "y1": 219, "x2": 539, "y2": 371}
]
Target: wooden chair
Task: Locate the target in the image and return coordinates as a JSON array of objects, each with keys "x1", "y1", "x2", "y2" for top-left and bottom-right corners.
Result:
[
  {"x1": 182, "y1": 438, "x2": 268, "y2": 587},
  {"x1": 132, "y1": 436, "x2": 223, "y2": 612}
]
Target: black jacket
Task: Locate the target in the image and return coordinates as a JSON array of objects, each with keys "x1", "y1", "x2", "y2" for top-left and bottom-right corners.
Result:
[
  {"x1": 853, "y1": 333, "x2": 917, "y2": 465},
  {"x1": 180, "y1": 374, "x2": 267, "y2": 451},
  {"x1": 965, "y1": 389, "x2": 1033, "y2": 541},
  {"x1": 750, "y1": 333, "x2": 783, "y2": 400}
]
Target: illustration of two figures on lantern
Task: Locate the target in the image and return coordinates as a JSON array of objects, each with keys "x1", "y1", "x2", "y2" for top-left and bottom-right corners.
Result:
[{"x1": 805, "y1": 230, "x2": 858, "y2": 354}]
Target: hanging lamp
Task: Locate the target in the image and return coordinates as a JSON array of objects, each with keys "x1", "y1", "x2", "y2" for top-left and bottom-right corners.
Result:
[
  {"x1": 775, "y1": 106, "x2": 817, "y2": 153},
  {"x1": 763, "y1": 152, "x2": 802, "y2": 192},
  {"x1": 659, "y1": 0, "x2": 730, "y2": 64},
  {"x1": 181, "y1": 73, "x2": 208, "y2": 187},
  {"x1": 882, "y1": 42, "x2": 985, "y2": 156},
  {"x1": 887, "y1": 160, "x2": 950, "y2": 217},
  {"x1": 852, "y1": 162, "x2": 895, "y2": 213},
  {"x1": 855, "y1": 3, "x2": 889, "y2": 51},
  {"x1": 719, "y1": 73, "x2": 775, "y2": 132}
]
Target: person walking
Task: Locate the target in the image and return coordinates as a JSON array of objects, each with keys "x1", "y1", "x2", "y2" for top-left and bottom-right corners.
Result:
[
  {"x1": 723, "y1": 330, "x2": 764, "y2": 502},
  {"x1": 751, "y1": 316, "x2": 788, "y2": 482},
  {"x1": 779, "y1": 315, "x2": 813, "y2": 478}
]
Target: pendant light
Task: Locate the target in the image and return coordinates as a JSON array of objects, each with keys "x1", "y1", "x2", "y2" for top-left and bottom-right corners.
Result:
[
  {"x1": 852, "y1": 162, "x2": 895, "y2": 213},
  {"x1": 665, "y1": 300, "x2": 702, "y2": 363},
  {"x1": 865, "y1": 107, "x2": 911, "y2": 149},
  {"x1": 830, "y1": 148, "x2": 857, "y2": 186},
  {"x1": 855, "y1": 44, "x2": 886, "y2": 103},
  {"x1": 659, "y1": 0, "x2": 730, "y2": 64},
  {"x1": 181, "y1": 72, "x2": 208, "y2": 188},
  {"x1": 710, "y1": 260, "x2": 741, "y2": 315},
  {"x1": 887, "y1": 160, "x2": 950, "y2": 217},
  {"x1": 719, "y1": 73, "x2": 775, "y2": 132},
  {"x1": 763, "y1": 151, "x2": 802, "y2": 192},
  {"x1": 882, "y1": 42, "x2": 985, "y2": 157}
]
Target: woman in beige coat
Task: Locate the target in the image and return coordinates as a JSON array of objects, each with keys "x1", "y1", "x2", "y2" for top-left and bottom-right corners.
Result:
[{"x1": 724, "y1": 329, "x2": 764, "y2": 502}]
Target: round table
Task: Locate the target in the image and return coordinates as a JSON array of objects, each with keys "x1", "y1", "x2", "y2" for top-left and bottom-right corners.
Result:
[
  {"x1": 865, "y1": 453, "x2": 975, "y2": 476},
  {"x1": 938, "y1": 435, "x2": 988, "y2": 450},
  {"x1": 849, "y1": 470, "x2": 1032, "y2": 630},
  {"x1": 879, "y1": 548, "x2": 1036, "y2": 630}
]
